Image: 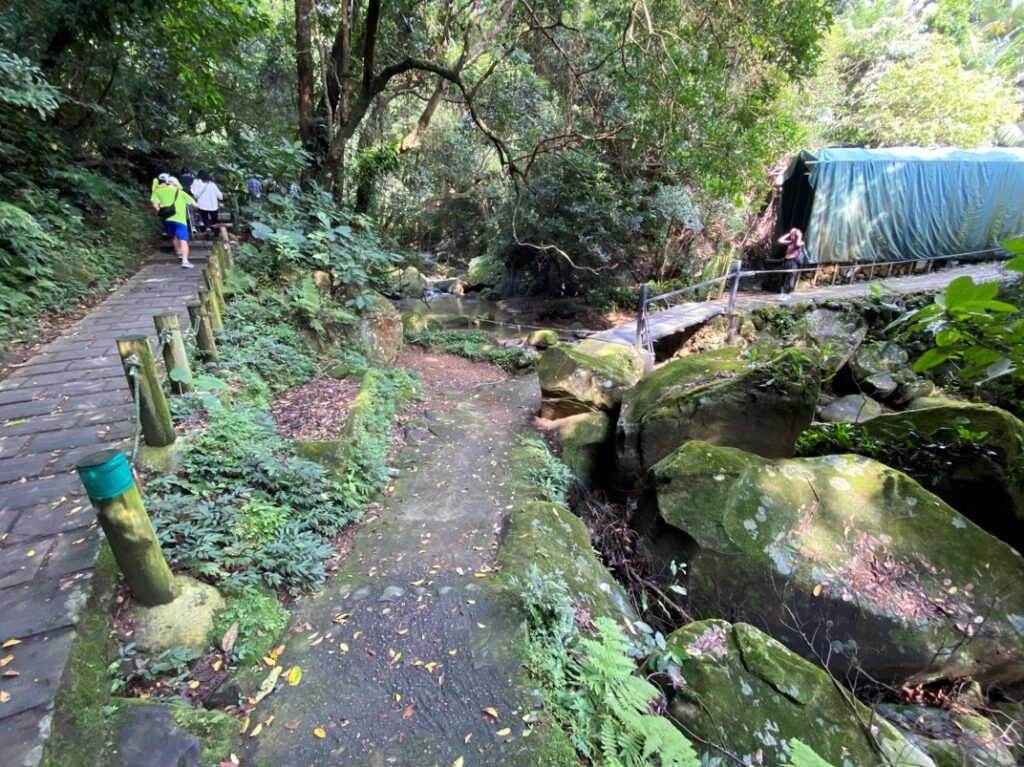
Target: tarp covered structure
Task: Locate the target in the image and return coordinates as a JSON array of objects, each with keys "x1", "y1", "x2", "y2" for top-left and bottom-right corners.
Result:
[{"x1": 778, "y1": 147, "x2": 1024, "y2": 264}]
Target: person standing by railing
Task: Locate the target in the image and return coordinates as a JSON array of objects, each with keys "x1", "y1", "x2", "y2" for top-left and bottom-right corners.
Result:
[{"x1": 777, "y1": 227, "x2": 804, "y2": 301}]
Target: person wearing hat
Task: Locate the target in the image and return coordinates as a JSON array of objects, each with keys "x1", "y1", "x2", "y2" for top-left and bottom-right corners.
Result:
[{"x1": 151, "y1": 173, "x2": 196, "y2": 268}]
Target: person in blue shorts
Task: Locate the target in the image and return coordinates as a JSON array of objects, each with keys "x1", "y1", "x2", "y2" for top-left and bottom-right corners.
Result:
[{"x1": 151, "y1": 173, "x2": 196, "y2": 268}]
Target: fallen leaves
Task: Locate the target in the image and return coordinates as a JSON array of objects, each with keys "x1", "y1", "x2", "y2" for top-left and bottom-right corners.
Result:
[
  {"x1": 1, "y1": 639, "x2": 21, "y2": 649},
  {"x1": 0, "y1": 691, "x2": 10, "y2": 704},
  {"x1": 451, "y1": 758, "x2": 464, "y2": 767},
  {"x1": 482, "y1": 707, "x2": 498, "y2": 721},
  {"x1": 402, "y1": 701, "x2": 416, "y2": 720},
  {"x1": 286, "y1": 666, "x2": 302, "y2": 686},
  {"x1": 313, "y1": 726, "x2": 326, "y2": 739},
  {"x1": 221, "y1": 622, "x2": 239, "y2": 654}
]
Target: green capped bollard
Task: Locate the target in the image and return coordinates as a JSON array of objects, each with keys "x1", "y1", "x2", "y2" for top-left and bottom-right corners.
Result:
[{"x1": 76, "y1": 449, "x2": 175, "y2": 606}]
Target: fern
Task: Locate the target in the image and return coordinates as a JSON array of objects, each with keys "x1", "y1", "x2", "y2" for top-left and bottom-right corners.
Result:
[{"x1": 785, "y1": 739, "x2": 836, "y2": 767}]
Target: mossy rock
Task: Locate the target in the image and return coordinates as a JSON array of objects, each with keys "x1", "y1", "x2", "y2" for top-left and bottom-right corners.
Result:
[
  {"x1": 338, "y1": 292, "x2": 402, "y2": 365},
  {"x1": 666, "y1": 620, "x2": 935, "y2": 767},
  {"x1": 804, "y1": 400, "x2": 1024, "y2": 547},
  {"x1": 132, "y1": 576, "x2": 225, "y2": 654},
  {"x1": 107, "y1": 700, "x2": 236, "y2": 767},
  {"x1": 397, "y1": 266, "x2": 428, "y2": 297},
  {"x1": 537, "y1": 340, "x2": 644, "y2": 419},
  {"x1": 791, "y1": 307, "x2": 867, "y2": 373},
  {"x1": 526, "y1": 329, "x2": 559, "y2": 349},
  {"x1": 876, "y1": 704, "x2": 1016, "y2": 767},
  {"x1": 557, "y1": 411, "x2": 614, "y2": 484},
  {"x1": 498, "y1": 501, "x2": 636, "y2": 624},
  {"x1": 644, "y1": 442, "x2": 1024, "y2": 687},
  {"x1": 463, "y1": 255, "x2": 508, "y2": 296},
  {"x1": 616, "y1": 348, "x2": 819, "y2": 480}
]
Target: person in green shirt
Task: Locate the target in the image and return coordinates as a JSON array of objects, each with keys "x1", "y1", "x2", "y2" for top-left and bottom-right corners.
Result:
[{"x1": 151, "y1": 173, "x2": 196, "y2": 268}]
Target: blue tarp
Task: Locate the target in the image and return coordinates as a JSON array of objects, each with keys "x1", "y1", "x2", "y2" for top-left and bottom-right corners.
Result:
[{"x1": 783, "y1": 147, "x2": 1024, "y2": 264}]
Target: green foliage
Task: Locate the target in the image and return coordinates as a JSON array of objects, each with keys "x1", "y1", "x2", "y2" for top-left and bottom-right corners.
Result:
[
  {"x1": 518, "y1": 435, "x2": 575, "y2": 505},
  {"x1": 214, "y1": 292, "x2": 320, "y2": 404},
  {"x1": 785, "y1": 740, "x2": 837, "y2": 767},
  {"x1": 513, "y1": 565, "x2": 698, "y2": 767},
  {"x1": 242, "y1": 187, "x2": 399, "y2": 307},
  {"x1": 406, "y1": 329, "x2": 536, "y2": 373},
  {"x1": 148, "y1": 406, "x2": 358, "y2": 594},
  {"x1": 108, "y1": 644, "x2": 196, "y2": 694},
  {"x1": 210, "y1": 589, "x2": 288, "y2": 665},
  {"x1": 893, "y1": 272, "x2": 1024, "y2": 383}
]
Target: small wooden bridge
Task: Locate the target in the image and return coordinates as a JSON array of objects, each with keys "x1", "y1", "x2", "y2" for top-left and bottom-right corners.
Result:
[{"x1": 590, "y1": 259, "x2": 1010, "y2": 352}]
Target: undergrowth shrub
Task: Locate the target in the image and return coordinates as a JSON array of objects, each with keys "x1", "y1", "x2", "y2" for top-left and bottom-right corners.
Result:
[
  {"x1": 406, "y1": 328, "x2": 536, "y2": 373},
  {"x1": 518, "y1": 435, "x2": 574, "y2": 504},
  {"x1": 148, "y1": 406, "x2": 355, "y2": 594},
  {"x1": 209, "y1": 588, "x2": 288, "y2": 665}
]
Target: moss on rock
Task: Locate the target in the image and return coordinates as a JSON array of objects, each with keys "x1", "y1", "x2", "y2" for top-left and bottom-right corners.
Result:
[
  {"x1": 498, "y1": 501, "x2": 636, "y2": 624},
  {"x1": 537, "y1": 340, "x2": 644, "y2": 419},
  {"x1": 802, "y1": 400, "x2": 1024, "y2": 547},
  {"x1": 617, "y1": 348, "x2": 819, "y2": 480},
  {"x1": 646, "y1": 442, "x2": 1024, "y2": 687},
  {"x1": 132, "y1": 575, "x2": 225, "y2": 654},
  {"x1": 666, "y1": 620, "x2": 935, "y2": 767},
  {"x1": 557, "y1": 411, "x2": 614, "y2": 484}
]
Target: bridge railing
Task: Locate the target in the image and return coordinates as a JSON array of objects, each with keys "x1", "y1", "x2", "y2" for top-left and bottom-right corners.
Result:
[{"x1": 634, "y1": 251, "x2": 1005, "y2": 357}]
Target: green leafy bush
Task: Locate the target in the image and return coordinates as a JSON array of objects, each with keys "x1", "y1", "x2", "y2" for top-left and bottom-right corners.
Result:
[
  {"x1": 518, "y1": 435, "x2": 575, "y2": 505},
  {"x1": 148, "y1": 406, "x2": 358, "y2": 594},
  {"x1": 209, "y1": 589, "x2": 288, "y2": 665}
]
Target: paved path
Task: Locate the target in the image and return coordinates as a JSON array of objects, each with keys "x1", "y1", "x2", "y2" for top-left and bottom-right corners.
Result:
[
  {"x1": 0, "y1": 246, "x2": 208, "y2": 767},
  {"x1": 591, "y1": 262, "x2": 1010, "y2": 347},
  {"x1": 246, "y1": 378, "x2": 552, "y2": 767}
]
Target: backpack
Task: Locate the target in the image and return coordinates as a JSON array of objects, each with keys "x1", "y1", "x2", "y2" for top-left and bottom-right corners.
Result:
[{"x1": 157, "y1": 188, "x2": 179, "y2": 219}]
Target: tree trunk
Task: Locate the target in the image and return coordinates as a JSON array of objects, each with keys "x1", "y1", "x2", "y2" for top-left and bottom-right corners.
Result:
[{"x1": 295, "y1": 0, "x2": 315, "y2": 147}]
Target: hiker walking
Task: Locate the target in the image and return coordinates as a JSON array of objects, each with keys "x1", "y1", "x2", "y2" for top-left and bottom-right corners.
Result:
[
  {"x1": 151, "y1": 173, "x2": 196, "y2": 268},
  {"x1": 777, "y1": 227, "x2": 804, "y2": 301},
  {"x1": 247, "y1": 175, "x2": 263, "y2": 199},
  {"x1": 190, "y1": 171, "x2": 223, "y2": 232}
]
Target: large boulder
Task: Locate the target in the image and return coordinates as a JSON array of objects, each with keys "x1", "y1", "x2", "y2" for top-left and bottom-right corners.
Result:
[
  {"x1": 463, "y1": 255, "x2": 508, "y2": 297},
  {"x1": 666, "y1": 620, "x2": 935, "y2": 767},
  {"x1": 498, "y1": 501, "x2": 636, "y2": 624},
  {"x1": 643, "y1": 442, "x2": 1024, "y2": 687},
  {"x1": 557, "y1": 411, "x2": 614, "y2": 483},
  {"x1": 803, "y1": 400, "x2": 1024, "y2": 547},
  {"x1": 616, "y1": 348, "x2": 819, "y2": 479},
  {"x1": 849, "y1": 341, "x2": 910, "y2": 381},
  {"x1": 537, "y1": 340, "x2": 644, "y2": 419},
  {"x1": 876, "y1": 705, "x2": 1016, "y2": 767},
  {"x1": 791, "y1": 307, "x2": 867, "y2": 373},
  {"x1": 349, "y1": 292, "x2": 403, "y2": 365}
]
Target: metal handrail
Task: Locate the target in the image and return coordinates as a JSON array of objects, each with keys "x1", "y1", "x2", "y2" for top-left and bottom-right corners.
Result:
[{"x1": 633, "y1": 250, "x2": 1009, "y2": 356}]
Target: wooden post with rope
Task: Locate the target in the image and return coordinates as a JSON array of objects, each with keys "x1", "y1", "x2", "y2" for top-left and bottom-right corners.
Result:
[
  {"x1": 153, "y1": 313, "x2": 194, "y2": 395},
  {"x1": 116, "y1": 336, "x2": 176, "y2": 448},
  {"x1": 187, "y1": 303, "x2": 219, "y2": 362},
  {"x1": 75, "y1": 449, "x2": 175, "y2": 606},
  {"x1": 205, "y1": 257, "x2": 226, "y2": 312}
]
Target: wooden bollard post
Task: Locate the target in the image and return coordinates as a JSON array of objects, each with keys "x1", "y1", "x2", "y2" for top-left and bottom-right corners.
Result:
[
  {"x1": 187, "y1": 303, "x2": 220, "y2": 362},
  {"x1": 212, "y1": 239, "x2": 230, "y2": 274},
  {"x1": 198, "y1": 288, "x2": 222, "y2": 330},
  {"x1": 116, "y1": 336, "x2": 176, "y2": 448},
  {"x1": 204, "y1": 267, "x2": 226, "y2": 318},
  {"x1": 153, "y1": 313, "x2": 194, "y2": 394},
  {"x1": 76, "y1": 449, "x2": 175, "y2": 606}
]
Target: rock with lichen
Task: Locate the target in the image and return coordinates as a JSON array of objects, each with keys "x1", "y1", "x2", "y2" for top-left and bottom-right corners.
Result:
[
  {"x1": 666, "y1": 620, "x2": 935, "y2": 767},
  {"x1": 498, "y1": 501, "x2": 636, "y2": 624},
  {"x1": 641, "y1": 442, "x2": 1024, "y2": 687},
  {"x1": 537, "y1": 340, "x2": 644, "y2": 419},
  {"x1": 616, "y1": 348, "x2": 819, "y2": 480},
  {"x1": 557, "y1": 411, "x2": 614, "y2": 483}
]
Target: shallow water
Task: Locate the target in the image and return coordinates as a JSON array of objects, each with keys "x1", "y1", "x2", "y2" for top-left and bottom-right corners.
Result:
[{"x1": 396, "y1": 294, "x2": 530, "y2": 340}]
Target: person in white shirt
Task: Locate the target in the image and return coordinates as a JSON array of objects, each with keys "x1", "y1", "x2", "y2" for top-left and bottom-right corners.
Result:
[{"x1": 190, "y1": 171, "x2": 223, "y2": 231}]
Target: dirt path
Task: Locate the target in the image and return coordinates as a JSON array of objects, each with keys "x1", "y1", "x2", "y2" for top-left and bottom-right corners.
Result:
[{"x1": 246, "y1": 376, "x2": 553, "y2": 767}]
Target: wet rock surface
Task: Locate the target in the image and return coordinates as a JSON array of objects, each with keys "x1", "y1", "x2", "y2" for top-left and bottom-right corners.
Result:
[{"x1": 537, "y1": 340, "x2": 644, "y2": 419}]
